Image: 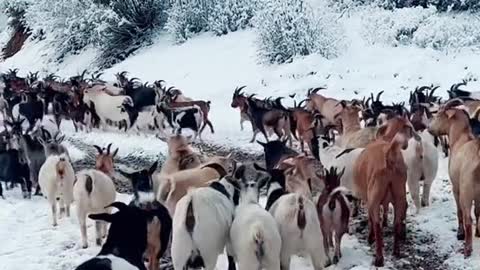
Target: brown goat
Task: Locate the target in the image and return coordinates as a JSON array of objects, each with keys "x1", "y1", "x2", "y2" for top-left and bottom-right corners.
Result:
[
  {"x1": 93, "y1": 143, "x2": 118, "y2": 177},
  {"x1": 305, "y1": 87, "x2": 342, "y2": 126},
  {"x1": 428, "y1": 100, "x2": 480, "y2": 257},
  {"x1": 290, "y1": 108, "x2": 323, "y2": 154},
  {"x1": 317, "y1": 167, "x2": 350, "y2": 265},
  {"x1": 353, "y1": 116, "x2": 415, "y2": 266},
  {"x1": 280, "y1": 154, "x2": 324, "y2": 195},
  {"x1": 231, "y1": 86, "x2": 253, "y2": 131}
]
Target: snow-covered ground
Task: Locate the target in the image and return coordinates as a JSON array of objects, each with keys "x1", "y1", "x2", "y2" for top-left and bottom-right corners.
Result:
[{"x1": 1, "y1": 8, "x2": 480, "y2": 270}]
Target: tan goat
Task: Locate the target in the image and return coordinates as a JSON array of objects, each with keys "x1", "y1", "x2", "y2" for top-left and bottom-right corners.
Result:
[
  {"x1": 280, "y1": 154, "x2": 324, "y2": 195},
  {"x1": 353, "y1": 116, "x2": 416, "y2": 267},
  {"x1": 93, "y1": 143, "x2": 118, "y2": 178},
  {"x1": 154, "y1": 134, "x2": 202, "y2": 194},
  {"x1": 156, "y1": 154, "x2": 232, "y2": 215},
  {"x1": 428, "y1": 100, "x2": 480, "y2": 257},
  {"x1": 335, "y1": 101, "x2": 377, "y2": 148},
  {"x1": 305, "y1": 87, "x2": 342, "y2": 127}
]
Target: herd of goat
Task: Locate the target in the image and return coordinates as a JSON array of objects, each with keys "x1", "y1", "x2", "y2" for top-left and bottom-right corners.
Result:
[{"x1": 1, "y1": 68, "x2": 480, "y2": 270}]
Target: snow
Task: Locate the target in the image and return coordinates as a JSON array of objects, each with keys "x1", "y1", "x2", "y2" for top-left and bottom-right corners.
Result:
[{"x1": 1, "y1": 7, "x2": 480, "y2": 270}]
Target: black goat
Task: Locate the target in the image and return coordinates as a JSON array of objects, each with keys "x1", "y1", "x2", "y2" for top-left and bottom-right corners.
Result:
[
  {"x1": 257, "y1": 139, "x2": 298, "y2": 170},
  {"x1": 124, "y1": 81, "x2": 157, "y2": 111},
  {"x1": 120, "y1": 162, "x2": 173, "y2": 270},
  {"x1": 0, "y1": 149, "x2": 31, "y2": 198},
  {"x1": 75, "y1": 202, "x2": 149, "y2": 270}
]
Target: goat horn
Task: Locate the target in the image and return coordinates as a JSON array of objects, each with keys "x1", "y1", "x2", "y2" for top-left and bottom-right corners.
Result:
[
  {"x1": 311, "y1": 87, "x2": 326, "y2": 94},
  {"x1": 443, "y1": 98, "x2": 464, "y2": 110},
  {"x1": 417, "y1": 86, "x2": 430, "y2": 92},
  {"x1": 106, "y1": 143, "x2": 112, "y2": 155},
  {"x1": 297, "y1": 99, "x2": 308, "y2": 108},
  {"x1": 376, "y1": 91, "x2": 384, "y2": 101},
  {"x1": 93, "y1": 145, "x2": 103, "y2": 154}
]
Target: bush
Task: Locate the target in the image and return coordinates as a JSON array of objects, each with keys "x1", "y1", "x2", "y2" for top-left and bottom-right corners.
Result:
[
  {"x1": 330, "y1": 0, "x2": 480, "y2": 11},
  {"x1": 166, "y1": 0, "x2": 257, "y2": 43},
  {"x1": 100, "y1": 0, "x2": 169, "y2": 67},
  {"x1": 255, "y1": 0, "x2": 345, "y2": 64}
]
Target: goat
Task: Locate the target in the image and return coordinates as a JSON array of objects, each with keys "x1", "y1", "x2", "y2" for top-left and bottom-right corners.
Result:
[
  {"x1": 402, "y1": 131, "x2": 438, "y2": 213},
  {"x1": 335, "y1": 100, "x2": 377, "y2": 148},
  {"x1": 74, "y1": 169, "x2": 117, "y2": 248},
  {"x1": 172, "y1": 175, "x2": 240, "y2": 270},
  {"x1": 74, "y1": 202, "x2": 149, "y2": 270},
  {"x1": 428, "y1": 99, "x2": 480, "y2": 257},
  {"x1": 246, "y1": 97, "x2": 292, "y2": 145},
  {"x1": 231, "y1": 86, "x2": 253, "y2": 131},
  {"x1": 156, "y1": 134, "x2": 201, "y2": 193},
  {"x1": 38, "y1": 154, "x2": 74, "y2": 226},
  {"x1": 304, "y1": 87, "x2": 341, "y2": 127},
  {"x1": 447, "y1": 81, "x2": 480, "y2": 100},
  {"x1": 18, "y1": 131, "x2": 46, "y2": 196},
  {"x1": 11, "y1": 92, "x2": 44, "y2": 132},
  {"x1": 37, "y1": 129, "x2": 70, "y2": 158},
  {"x1": 155, "y1": 102, "x2": 204, "y2": 141},
  {"x1": 229, "y1": 163, "x2": 282, "y2": 270},
  {"x1": 289, "y1": 106, "x2": 325, "y2": 158},
  {"x1": 268, "y1": 163, "x2": 326, "y2": 270},
  {"x1": 257, "y1": 140, "x2": 298, "y2": 170},
  {"x1": 156, "y1": 154, "x2": 232, "y2": 215},
  {"x1": 353, "y1": 116, "x2": 416, "y2": 266},
  {"x1": 317, "y1": 167, "x2": 351, "y2": 265},
  {"x1": 120, "y1": 162, "x2": 172, "y2": 270},
  {"x1": 93, "y1": 143, "x2": 119, "y2": 178},
  {"x1": 83, "y1": 87, "x2": 132, "y2": 131},
  {"x1": 0, "y1": 148, "x2": 31, "y2": 198},
  {"x1": 120, "y1": 103, "x2": 158, "y2": 135},
  {"x1": 161, "y1": 99, "x2": 214, "y2": 134}
]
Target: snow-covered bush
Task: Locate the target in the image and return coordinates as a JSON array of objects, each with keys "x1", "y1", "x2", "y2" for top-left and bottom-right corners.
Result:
[
  {"x1": 1, "y1": 0, "x2": 30, "y2": 27},
  {"x1": 330, "y1": 0, "x2": 480, "y2": 11},
  {"x1": 208, "y1": 0, "x2": 258, "y2": 36},
  {"x1": 100, "y1": 0, "x2": 169, "y2": 67},
  {"x1": 413, "y1": 13, "x2": 480, "y2": 50},
  {"x1": 361, "y1": 6, "x2": 435, "y2": 46},
  {"x1": 24, "y1": 0, "x2": 116, "y2": 59},
  {"x1": 166, "y1": 0, "x2": 257, "y2": 43},
  {"x1": 255, "y1": 0, "x2": 345, "y2": 64}
]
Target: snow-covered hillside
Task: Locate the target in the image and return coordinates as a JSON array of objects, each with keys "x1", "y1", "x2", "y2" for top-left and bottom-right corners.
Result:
[{"x1": 1, "y1": 4, "x2": 480, "y2": 270}]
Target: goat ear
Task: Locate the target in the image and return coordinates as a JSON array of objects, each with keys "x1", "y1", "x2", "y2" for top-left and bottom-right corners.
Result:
[
  {"x1": 234, "y1": 164, "x2": 246, "y2": 180},
  {"x1": 149, "y1": 161, "x2": 158, "y2": 175},
  {"x1": 37, "y1": 136, "x2": 46, "y2": 146},
  {"x1": 375, "y1": 125, "x2": 388, "y2": 139},
  {"x1": 257, "y1": 174, "x2": 271, "y2": 189},
  {"x1": 89, "y1": 213, "x2": 114, "y2": 223},
  {"x1": 57, "y1": 135, "x2": 65, "y2": 143}
]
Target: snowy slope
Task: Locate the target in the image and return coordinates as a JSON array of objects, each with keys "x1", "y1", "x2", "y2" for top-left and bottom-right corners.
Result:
[{"x1": 1, "y1": 8, "x2": 480, "y2": 270}]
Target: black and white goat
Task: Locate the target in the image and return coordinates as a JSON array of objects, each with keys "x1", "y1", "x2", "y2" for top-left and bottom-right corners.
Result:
[
  {"x1": 11, "y1": 92, "x2": 44, "y2": 132},
  {"x1": 155, "y1": 103, "x2": 204, "y2": 140},
  {"x1": 74, "y1": 202, "x2": 150, "y2": 270},
  {"x1": 229, "y1": 163, "x2": 282, "y2": 270},
  {"x1": 120, "y1": 162, "x2": 172, "y2": 270},
  {"x1": 171, "y1": 175, "x2": 240, "y2": 270}
]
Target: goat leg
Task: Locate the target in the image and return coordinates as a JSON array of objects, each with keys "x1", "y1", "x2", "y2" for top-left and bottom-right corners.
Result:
[
  {"x1": 421, "y1": 182, "x2": 432, "y2": 207},
  {"x1": 95, "y1": 221, "x2": 103, "y2": 246},
  {"x1": 475, "y1": 200, "x2": 480, "y2": 237},
  {"x1": 453, "y1": 188, "x2": 465, "y2": 240}
]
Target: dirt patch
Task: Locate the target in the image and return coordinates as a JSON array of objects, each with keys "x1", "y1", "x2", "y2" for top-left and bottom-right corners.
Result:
[{"x1": 2, "y1": 25, "x2": 30, "y2": 60}]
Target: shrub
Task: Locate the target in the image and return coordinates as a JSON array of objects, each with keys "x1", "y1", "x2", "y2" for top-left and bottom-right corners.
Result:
[
  {"x1": 255, "y1": 0, "x2": 345, "y2": 64},
  {"x1": 100, "y1": 0, "x2": 169, "y2": 67},
  {"x1": 208, "y1": 0, "x2": 258, "y2": 36}
]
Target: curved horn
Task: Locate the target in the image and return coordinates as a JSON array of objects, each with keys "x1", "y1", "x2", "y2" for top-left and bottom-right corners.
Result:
[
  {"x1": 443, "y1": 98, "x2": 464, "y2": 110},
  {"x1": 93, "y1": 145, "x2": 103, "y2": 154},
  {"x1": 297, "y1": 99, "x2": 308, "y2": 108},
  {"x1": 376, "y1": 91, "x2": 384, "y2": 101},
  {"x1": 311, "y1": 87, "x2": 326, "y2": 94},
  {"x1": 454, "y1": 81, "x2": 467, "y2": 91},
  {"x1": 416, "y1": 86, "x2": 430, "y2": 93},
  {"x1": 106, "y1": 201, "x2": 128, "y2": 211},
  {"x1": 106, "y1": 143, "x2": 112, "y2": 155}
]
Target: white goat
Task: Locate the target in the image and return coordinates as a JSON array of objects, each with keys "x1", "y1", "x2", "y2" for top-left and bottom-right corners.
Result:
[
  {"x1": 83, "y1": 87, "x2": 132, "y2": 130},
  {"x1": 74, "y1": 169, "x2": 117, "y2": 248},
  {"x1": 402, "y1": 130, "x2": 438, "y2": 213},
  {"x1": 270, "y1": 193, "x2": 326, "y2": 270},
  {"x1": 38, "y1": 154, "x2": 74, "y2": 227},
  {"x1": 171, "y1": 177, "x2": 239, "y2": 270},
  {"x1": 230, "y1": 164, "x2": 282, "y2": 270}
]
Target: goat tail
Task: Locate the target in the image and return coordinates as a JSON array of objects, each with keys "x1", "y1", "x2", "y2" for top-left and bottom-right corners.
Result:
[
  {"x1": 55, "y1": 155, "x2": 68, "y2": 180},
  {"x1": 327, "y1": 187, "x2": 353, "y2": 220},
  {"x1": 297, "y1": 195, "x2": 307, "y2": 232},
  {"x1": 252, "y1": 223, "x2": 265, "y2": 262},
  {"x1": 185, "y1": 198, "x2": 195, "y2": 234}
]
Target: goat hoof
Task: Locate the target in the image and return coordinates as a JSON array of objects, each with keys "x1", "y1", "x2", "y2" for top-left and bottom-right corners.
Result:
[
  {"x1": 372, "y1": 256, "x2": 384, "y2": 267},
  {"x1": 96, "y1": 238, "x2": 102, "y2": 246},
  {"x1": 457, "y1": 231, "x2": 465, "y2": 241},
  {"x1": 421, "y1": 200, "x2": 428, "y2": 207},
  {"x1": 82, "y1": 244, "x2": 88, "y2": 249},
  {"x1": 324, "y1": 259, "x2": 332, "y2": 268},
  {"x1": 333, "y1": 255, "x2": 339, "y2": 264},
  {"x1": 464, "y1": 247, "x2": 472, "y2": 258}
]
